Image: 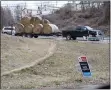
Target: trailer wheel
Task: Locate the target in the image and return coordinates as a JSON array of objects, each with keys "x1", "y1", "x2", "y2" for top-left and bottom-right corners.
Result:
[
  {"x1": 34, "y1": 36, "x2": 38, "y2": 38},
  {"x1": 27, "y1": 34, "x2": 30, "y2": 38},
  {"x1": 22, "y1": 34, "x2": 26, "y2": 37},
  {"x1": 66, "y1": 34, "x2": 71, "y2": 40},
  {"x1": 30, "y1": 35, "x2": 33, "y2": 38}
]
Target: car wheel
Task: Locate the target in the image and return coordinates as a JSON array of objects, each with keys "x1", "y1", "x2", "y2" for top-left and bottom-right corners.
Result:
[
  {"x1": 11, "y1": 30, "x2": 16, "y2": 36},
  {"x1": 66, "y1": 34, "x2": 71, "y2": 40}
]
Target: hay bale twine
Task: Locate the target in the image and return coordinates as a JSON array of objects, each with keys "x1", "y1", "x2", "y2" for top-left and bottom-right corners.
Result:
[
  {"x1": 30, "y1": 16, "x2": 42, "y2": 25},
  {"x1": 20, "y1": 16, "x2": 31, "y2": 26},
  {"x1": 43, "y1": 24, "x2": 59, "y2": 34},
  {"x1": 33, "y1": 24, "x2": 43, "y2": 34},
  {"x1": 15, "y1": 23, "x2": 24, "y2": 33},
  {"x1": 24, "y1": 24, "x2": 34, "y2": 34}
]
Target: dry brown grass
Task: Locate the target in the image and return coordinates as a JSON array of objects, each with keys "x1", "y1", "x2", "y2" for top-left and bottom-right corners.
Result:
[
  {"x1": 1, "y1": 36, "x2": 109, "y2": 89},
  {"x1": 1, "y1": 34, "x2": 53, "y2": 74}
]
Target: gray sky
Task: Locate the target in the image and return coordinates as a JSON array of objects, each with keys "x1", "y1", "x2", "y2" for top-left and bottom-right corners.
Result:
[
  {"x1": 1, "y1": 1, "x2": 80, "y2": 15},
  {"x1": 1, "y1": 1, "x2": 71, "y2": 9}
]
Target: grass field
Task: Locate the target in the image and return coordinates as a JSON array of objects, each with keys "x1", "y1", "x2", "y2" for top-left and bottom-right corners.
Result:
[
  {"x1": 1, "y1": 35, "x2": 109, "y2": 89},
  {"x1": 1, "y1": 34, "x2": 54, "y2": 74}
]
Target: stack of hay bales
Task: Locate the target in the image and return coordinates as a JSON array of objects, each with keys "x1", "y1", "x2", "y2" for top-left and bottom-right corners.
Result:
[
  {"x1": 20, "y1": 16, "x2": 33, "y2": 34},
  {"x1": 16, "y1": 15, "x2": 59, "y2": 35},
  {"x1": 19, "y1": 16, "x2": 43, "y2": 34}
]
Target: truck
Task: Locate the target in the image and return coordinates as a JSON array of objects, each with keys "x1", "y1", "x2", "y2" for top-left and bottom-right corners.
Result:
[{"x1": 62, "y1": 26, "x2": 104, "y2": 40}]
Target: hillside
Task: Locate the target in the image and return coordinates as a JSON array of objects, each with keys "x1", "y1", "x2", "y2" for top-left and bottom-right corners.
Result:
[{"x1": 43, "y1": 1, "x2": 110, "y2": 36}]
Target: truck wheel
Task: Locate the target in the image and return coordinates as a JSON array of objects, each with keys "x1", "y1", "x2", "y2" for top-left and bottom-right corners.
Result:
[
  {"x1": 66, "y1": 34, "x2": 71, "y2": 40},
  {"x1": 22, "y1": 34, "x2": 26, "y2": 37},
  {"x1": 30, "y1": 35, "x2": 33, "y2": 38},
  {"x1": 27, "y1": 34, "x2": 31, "y2": 38},
  {"x1": 72, "y1": 37, "x2": 76, "y2": 40}
]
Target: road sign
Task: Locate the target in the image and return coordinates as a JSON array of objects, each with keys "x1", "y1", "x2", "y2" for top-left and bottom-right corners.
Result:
[{"x1": 78, "y1": 56, "x2": 91, "y2": 77}]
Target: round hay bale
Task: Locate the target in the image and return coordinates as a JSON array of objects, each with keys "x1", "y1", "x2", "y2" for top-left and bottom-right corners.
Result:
[
  {"x1": 24, "y1": 24, "x2": 34, "y2": 34},
  {"x1": 15, "y1": 23, "x2": 24, "y2": 33},
  {"x1": 43, "y1": 24, "x2": 52, "y2": 34},
  {"x1": 43, "y1": 24, "x2": 60, "y2": 34},
  {"x1": 49, "y1": 24, "x2": 60, "y2": 33},
  {"x1": 20, "y1": 16, "x2": 31, "y2": 26},
  {"x1": 30, "y1": 16, "x2": 42, "y2": 25},
  {"x1": 33, "y1": 24, "x2": 43, "y2": 34},
  {"x1": 43, "y1": 19, "x2": 50, "y2": 24}
]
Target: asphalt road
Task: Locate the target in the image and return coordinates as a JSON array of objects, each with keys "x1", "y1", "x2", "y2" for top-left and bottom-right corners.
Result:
[{"x1": 38, "y1": 36, "x2": 110, "y2": 44}]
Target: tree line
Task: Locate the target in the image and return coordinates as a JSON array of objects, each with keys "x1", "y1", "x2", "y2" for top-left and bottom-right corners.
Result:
[
  {"x1": 1, "y1": 7, "x2": 14, "y2": 30},
  {"x1": 0, "y1": 4, "x2": 25, "y2": 30},
  {"x1": 79, "y1": 1, "x2": 110, "y2": 25},
  {"x1": 0, "y1": 1, "x2": 110, "y2": 30}
]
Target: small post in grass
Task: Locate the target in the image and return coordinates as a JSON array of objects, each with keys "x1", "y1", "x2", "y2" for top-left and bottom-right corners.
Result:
[{"x1": 78, "y1": 56, "x2": 92, "y2": 79}]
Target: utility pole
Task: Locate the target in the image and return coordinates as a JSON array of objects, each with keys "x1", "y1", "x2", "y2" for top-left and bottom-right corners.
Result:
[
  {"x1": 56, "y1": 1, "x2": 57, "y2": 7},
  {"x1": 40, "y1": 1, "x2": 42, "y2": 14}
]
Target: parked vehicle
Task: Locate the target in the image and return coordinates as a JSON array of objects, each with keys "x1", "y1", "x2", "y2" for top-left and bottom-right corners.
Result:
[
  {"x1": 91, "y1": 30, "x2": 104, "y2": 40},
  {"x1": 2, "y1": 26, "x2": 16, "y2": 35},
  {"x1": 62, "y1": 26, "x2": 104, "y2": 40}
]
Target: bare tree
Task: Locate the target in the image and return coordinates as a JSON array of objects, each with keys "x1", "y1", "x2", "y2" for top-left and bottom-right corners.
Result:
[
  {"x1": 1, "y1": 6, "x2": 4, "y2": 29},
  {"x1": 14, "y1": 5, "x2": 23, "y2": 22},
  {"x1": 80, "y1": 1, "x2": 85, "y2": 11},
  {"x1": 1, "y1": 7, "x2": 14, "y2": 28},
  {"x1": 103, "y1": 1, "x2": 110, "y2": 24}
]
